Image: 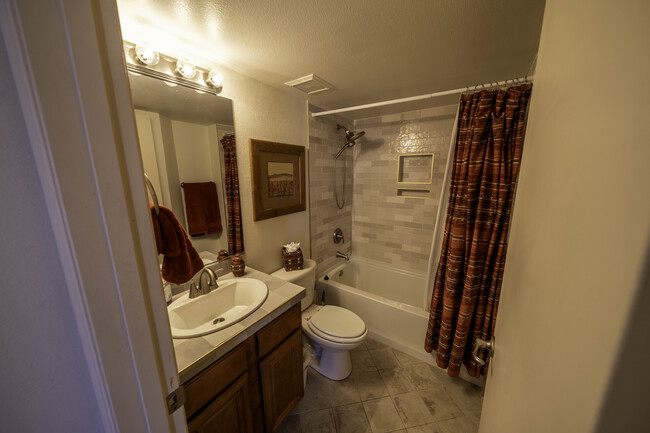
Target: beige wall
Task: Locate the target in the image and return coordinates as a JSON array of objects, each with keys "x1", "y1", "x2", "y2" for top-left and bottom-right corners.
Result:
[
  {"x1": 480, "y1": 0, "x2": 650, "y2": 432},
  {"x1": 171, "y1": 119, "x2": 229, "y2": 254},
  {"x1": 0, "y1": 32, "x2": 106, "y2": 432},
  {"x1": 219, "y1": 68, "x2": 310, "y2": 274}
]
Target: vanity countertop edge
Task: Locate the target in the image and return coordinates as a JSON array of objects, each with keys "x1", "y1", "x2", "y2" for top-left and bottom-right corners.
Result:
[{"x1": 171, "y1": 266, "x2": 305, "y2": 384}]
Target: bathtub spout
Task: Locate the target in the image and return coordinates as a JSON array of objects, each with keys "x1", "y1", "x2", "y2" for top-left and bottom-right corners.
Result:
[{"x1": 336, "y1": 251, "x2": 350, "y2": 261}]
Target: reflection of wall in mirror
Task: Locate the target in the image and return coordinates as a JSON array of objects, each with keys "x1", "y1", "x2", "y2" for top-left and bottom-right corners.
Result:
[{"x1": 135, "y1": 109, "x2": 233, "y2": 257}]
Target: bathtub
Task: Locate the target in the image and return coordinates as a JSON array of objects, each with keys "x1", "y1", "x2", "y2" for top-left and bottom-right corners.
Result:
[
  {"x1": 320, "y1": 258, "x2": 484, "y2": 385},
  {"x1": 318, "y1": 258, "x2": 431, "y2": 362}
]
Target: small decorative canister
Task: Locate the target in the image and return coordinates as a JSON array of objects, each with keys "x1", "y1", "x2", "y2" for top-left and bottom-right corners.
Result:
[
  {"x1": 217, "y1": 249, "x2": 229, "y2": 261},
  {"x1": 231, "y1": 254, "x2": 245, "y2": 277},
  {"x1": 282, "y1": 247, "x2": 303, "y2": 271}
]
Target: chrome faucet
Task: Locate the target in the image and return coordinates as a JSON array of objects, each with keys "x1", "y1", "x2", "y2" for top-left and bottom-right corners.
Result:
[
  {"x1": 335, "y1": 251, "x2": 350, "y2": 261},
  {"x1": 189, "y1": 268, "x2": 218, "y2": 298}
]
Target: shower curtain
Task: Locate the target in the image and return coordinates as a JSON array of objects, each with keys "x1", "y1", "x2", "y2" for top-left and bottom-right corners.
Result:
[
  {"x1": 220, "y1": 134, "x2": 245, "y2": 254},
  {"x1": 424, "y1": 84, "x2": 532, "y2": 377}
]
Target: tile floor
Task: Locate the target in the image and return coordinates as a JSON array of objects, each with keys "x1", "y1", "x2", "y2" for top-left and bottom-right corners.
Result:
[{"x1": 278, "y1": 339, "x2": 483, "y2": 433}]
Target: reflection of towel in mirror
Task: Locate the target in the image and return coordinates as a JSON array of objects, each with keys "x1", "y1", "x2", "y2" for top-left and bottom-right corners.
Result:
[
  {"x1": 150, "y1": 204, "x2": 204, "y2": 284},
  {"x1": 182, "y1": 182, "x2": 223, "y2": 236}
]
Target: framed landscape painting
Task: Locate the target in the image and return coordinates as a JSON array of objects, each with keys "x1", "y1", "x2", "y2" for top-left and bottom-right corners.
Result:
[{"x1": 249, "y1": 139, "x2": 306, "y2": 221}]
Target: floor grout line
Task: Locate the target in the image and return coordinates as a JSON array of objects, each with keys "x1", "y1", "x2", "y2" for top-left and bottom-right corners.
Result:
[{"x1": 282, "y1": 339, "x2": 483, "y2": 433}]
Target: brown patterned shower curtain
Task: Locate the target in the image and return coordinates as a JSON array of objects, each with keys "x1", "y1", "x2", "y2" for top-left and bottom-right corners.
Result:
[
  {"x1": 424, "y1": 84, "x2": 532, "y2": 378},
  {"x1": 220, "y1": 134, "x2": 245, "y2": 254}
]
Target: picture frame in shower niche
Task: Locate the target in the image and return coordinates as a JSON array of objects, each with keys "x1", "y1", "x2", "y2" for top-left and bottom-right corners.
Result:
[{"x1": 249, "y1": 139, "x2": 306, "y2": 221}]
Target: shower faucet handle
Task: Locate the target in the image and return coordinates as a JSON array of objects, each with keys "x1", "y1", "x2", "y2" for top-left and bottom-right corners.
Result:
[
  {"x1": 472, "y1": 336, "x2": 495, "y2": 366},
  {"x1": 333, "y1": 228, "x2": 344, "y2": 244}
]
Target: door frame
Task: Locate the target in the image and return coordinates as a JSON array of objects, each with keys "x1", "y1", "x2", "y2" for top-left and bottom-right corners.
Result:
[{"x1": 0, "y1": 0, "x2": 185, "y2": 431}]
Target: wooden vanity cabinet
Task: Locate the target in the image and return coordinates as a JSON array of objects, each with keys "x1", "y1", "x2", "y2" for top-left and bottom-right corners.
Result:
[
  {"x1": 184, "y1": 303, "x2": 303, "y2": 433},
  {"x1": 187, "y1": 373, "x2": 253, "y2": 433},
  {"x1": 259, "y1": 330, "x2": 303, "y2": 432},
  {"x1": 257, "y1": 305, "x2": 303, "y2": 432},
  {"x1": 184, "y1": 344, "x2": 253, "y2": 433}
]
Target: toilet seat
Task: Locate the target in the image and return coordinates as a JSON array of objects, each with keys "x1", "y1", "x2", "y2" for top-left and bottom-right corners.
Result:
[{"x1": 307, "y1": 305, "x2": 366, "y2": 344}]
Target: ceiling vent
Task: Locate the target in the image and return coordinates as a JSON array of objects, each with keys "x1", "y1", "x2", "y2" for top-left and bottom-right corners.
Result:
[{"x1": 284, "y1": 74, "x2": 334, "y2": 94}]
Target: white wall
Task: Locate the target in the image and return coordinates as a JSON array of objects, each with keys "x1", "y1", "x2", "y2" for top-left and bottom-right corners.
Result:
[
  {"x1": 0, "y1": 33, "x2": 106, "y2": 432},
  {"x1": 480, "y1": 0, "x2": 650, "y2": 432},
  {"x1": 219, "y1": 68, "x2": 310, "y2": 274},
  {"x1": 172, "y1": 119, "x2": 228, "y2": 254}
]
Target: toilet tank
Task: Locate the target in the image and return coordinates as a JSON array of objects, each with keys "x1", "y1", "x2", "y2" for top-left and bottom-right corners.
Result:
[{"x1": 271, "y1": 259, "x2": 316, "y2": 311}]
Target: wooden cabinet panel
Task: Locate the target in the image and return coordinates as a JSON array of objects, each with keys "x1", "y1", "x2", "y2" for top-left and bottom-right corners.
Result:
[
  {"x1": 185, "y1": 305, "x2": 304, "y2": 433},
  {"x1": 256, "y1": 303, "x2": 301, "y2": 359},
  {"x1": 187, "y1": 373, "x2": 253, "y2": 433},
  {"x1": 259, "y1": 330, "x2": 304, "y2": 432},
  {"x1": 185, "y1": 343, "x2": 247, "y2": 420},
  {"x1": 244, "y1": 337, "x2": 265, "y2": 433}
]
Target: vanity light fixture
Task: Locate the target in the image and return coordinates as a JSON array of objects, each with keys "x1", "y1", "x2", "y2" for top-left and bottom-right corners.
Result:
[
  {"x1": 176, "y1": 58, "x2": 197, "y2": 79},
  {"x1": 206, "y1": 70, "x2": 224, "y2": 94},
  {"x1": 134, "y1": 43, "x2": 159, "y2": 66},
  {"x1": 124, "y1": 41, "x2": 222, "y2": 96}
]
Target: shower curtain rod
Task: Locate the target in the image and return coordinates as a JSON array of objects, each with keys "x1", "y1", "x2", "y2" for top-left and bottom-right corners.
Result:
[{"x1": 311, "y1": 75, "x2": 534, "y2": 117}]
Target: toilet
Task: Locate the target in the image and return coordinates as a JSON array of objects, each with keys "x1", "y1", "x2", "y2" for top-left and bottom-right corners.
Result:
[{"x1": 272, "y1": 259, "x2": 367, "y2": 380}]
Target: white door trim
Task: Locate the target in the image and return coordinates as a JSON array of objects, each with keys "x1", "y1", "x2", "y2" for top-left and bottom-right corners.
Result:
[{"x1": 0, "y1": 0, "x2": 185, "y2": 431}]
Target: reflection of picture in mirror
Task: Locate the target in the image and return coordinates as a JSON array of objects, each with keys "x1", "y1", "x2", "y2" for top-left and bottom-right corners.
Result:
[{"x1": 267, "y1": 161, "x2": 294, "y2": 197}]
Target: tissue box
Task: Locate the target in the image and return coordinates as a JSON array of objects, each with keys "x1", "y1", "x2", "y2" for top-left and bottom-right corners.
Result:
[{"x1": 282, "y1": 247, "x2": 304, "y2": 271}]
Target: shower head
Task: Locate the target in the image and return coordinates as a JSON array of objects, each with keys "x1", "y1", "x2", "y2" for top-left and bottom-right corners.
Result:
[
  {"x1": 348, "y1": 130, "x2": 365, "y2": 142},
  {"x1": 334, "y1": 129, "x2": 366, "y2": 159},
  {"x1": 337, "y1": 124, "x2": 365, "y2": 140},
  {"x1": 334, "y1": 142, "x2": 353, "y2": 160}
]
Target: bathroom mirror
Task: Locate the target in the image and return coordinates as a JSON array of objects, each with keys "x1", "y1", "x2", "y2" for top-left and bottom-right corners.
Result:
[{"x1": 128, "y1": 72, "x2": 242, "y2": 261}]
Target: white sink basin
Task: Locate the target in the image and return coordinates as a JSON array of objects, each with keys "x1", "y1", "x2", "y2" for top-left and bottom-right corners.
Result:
[{"x1": 168, "y1": 278, "x2": 268, "y2": 338}]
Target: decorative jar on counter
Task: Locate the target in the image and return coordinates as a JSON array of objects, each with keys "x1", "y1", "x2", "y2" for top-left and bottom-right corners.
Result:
[{"x1": 231, "y1": 254, "x2": 245, "y2": 277}]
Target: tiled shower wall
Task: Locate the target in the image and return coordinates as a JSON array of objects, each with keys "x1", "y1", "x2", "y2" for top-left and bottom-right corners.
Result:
[
  {"x1": 308, "y1": 106, "x2": 354, "y2": 275},
  {"x1": 352, "y1": 105, "x2": 457, "y2": 274}
]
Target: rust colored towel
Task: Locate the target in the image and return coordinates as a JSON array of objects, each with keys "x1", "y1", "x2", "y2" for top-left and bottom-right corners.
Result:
[
  {"x1": 182, "y1": 182, "x2": 223, "y2": 236},
  {"x1": 151, "y1": 204, "x2": 204, "y2": 284}
]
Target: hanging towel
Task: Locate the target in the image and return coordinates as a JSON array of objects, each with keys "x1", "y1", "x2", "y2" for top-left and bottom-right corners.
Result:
[
  {"x1": 150, "y1": 204, "x2": 204, "y2": 284},
  {"x1": 182, "y1": 182, "x2": 223, "y2": 236}
]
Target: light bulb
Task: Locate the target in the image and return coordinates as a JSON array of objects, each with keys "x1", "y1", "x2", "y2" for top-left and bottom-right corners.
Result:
[
  {"x1": 134, "y1": 44, "x2": 159, "y2": 66},
  {"x1": 206, "y1": 70, "x2": 224, "y2": 93},
  {"x1": 176, "y1": 59, "x2": 197, "y2": 79}
]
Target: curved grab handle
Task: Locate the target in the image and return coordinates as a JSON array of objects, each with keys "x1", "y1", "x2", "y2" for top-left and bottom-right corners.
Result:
[
  {"x1": 144, "y1": 173, "x2": 160, "y2": 216},
  {"x1": 472, "y1": 336, "x2": 495, "y2": 366}
]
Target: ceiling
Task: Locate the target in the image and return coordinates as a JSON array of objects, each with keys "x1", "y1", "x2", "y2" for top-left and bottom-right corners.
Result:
[{"x1": 116, "y1": 0, "x2": 546, "y2": 119}]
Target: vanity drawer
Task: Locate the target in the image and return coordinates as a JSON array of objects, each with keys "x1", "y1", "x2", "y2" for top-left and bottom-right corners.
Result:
[
  {"x1": 184, "y1": 343, "x2": 247, "y2": 420},
  {"x1": 256, "y1": 303, "x2": 301, "y2": 359}
]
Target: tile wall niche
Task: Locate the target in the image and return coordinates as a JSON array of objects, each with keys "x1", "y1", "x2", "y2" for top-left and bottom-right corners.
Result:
[
  {"x1": 352, "y1": 105, "x2": 457, "y2": 274},
  {"x1": 308, "y1": 105, "x2": 354, "y2": 275}
]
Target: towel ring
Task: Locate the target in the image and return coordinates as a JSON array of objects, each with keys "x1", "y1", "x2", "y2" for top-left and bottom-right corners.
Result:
[{"x1": 144, "y1": 173, "x2": 160, "y2": 216}]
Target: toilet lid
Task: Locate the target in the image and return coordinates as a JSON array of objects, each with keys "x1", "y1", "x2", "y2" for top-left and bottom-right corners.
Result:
[{"x1": 308, "y1": 305, "x2": 366, "y2": 339}]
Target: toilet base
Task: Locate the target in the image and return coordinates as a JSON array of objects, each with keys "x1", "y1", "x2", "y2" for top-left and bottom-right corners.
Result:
[{"x1": 310, "y1": 345, "x2": 352, "y2": 381}]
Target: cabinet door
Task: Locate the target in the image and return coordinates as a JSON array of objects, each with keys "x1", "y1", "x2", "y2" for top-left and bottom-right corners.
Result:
[
  {"x1": 188, "y1": 373, "x2": 253, "y2": 433},
  {"x1": 259, "y1": 330, "x2": 303, "y2": 432}
]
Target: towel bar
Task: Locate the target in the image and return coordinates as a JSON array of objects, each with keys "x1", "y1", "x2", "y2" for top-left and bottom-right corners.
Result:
[{"x1": 144, "y1": 173, "x2": 160, "y2": 216}]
